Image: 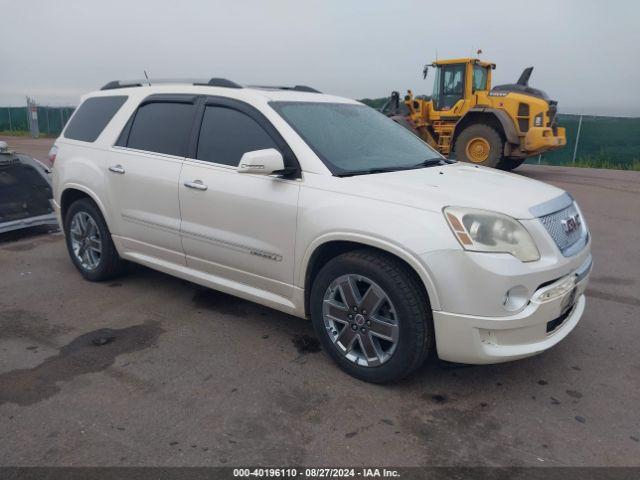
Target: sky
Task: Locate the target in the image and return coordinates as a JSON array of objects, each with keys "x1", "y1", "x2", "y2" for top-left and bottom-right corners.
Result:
[{"x1": 1, "y1": 0, "x2": 638, "y2": 116}]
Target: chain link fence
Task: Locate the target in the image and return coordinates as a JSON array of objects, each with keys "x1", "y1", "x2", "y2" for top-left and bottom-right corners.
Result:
[
  {"x1": 526, "y1": 114, "x2": 640, "y2": 170},
  {"x1": 0, "y1": 106, "x2": 75, "y2": 136},
  {"x1": 362, "y1": 97, "x2": 640, "y2": 170},
  {"x1": 2, "y1": 100, "x2": 639, "y2": 170}
]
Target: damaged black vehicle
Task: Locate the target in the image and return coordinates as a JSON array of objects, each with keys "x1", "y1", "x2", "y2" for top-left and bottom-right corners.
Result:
[{"x1": 0, "y1": 140, "x2": 57, "y2": 233}]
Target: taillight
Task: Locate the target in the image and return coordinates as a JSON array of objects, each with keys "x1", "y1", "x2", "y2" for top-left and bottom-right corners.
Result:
[{"x1": 48, "y1": 145, "x2": 58, "y2": 166}]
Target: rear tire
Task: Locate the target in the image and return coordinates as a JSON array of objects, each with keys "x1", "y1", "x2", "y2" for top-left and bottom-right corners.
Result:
[
  {"x1": 309, "y1": 249, "x2": 434, "y2": 383},
  {"x1": 63, "y1": 198, "x2": 124, "y2": 281},
  {"x1": 454, "y1": 123, "x2": 503, "y2": 168}
]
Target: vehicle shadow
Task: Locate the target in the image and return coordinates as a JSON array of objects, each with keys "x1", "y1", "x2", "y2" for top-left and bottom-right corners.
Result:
[
  {"x1": 121, "y1": 261, "x2": 317, "y2": 339},
  {"x1": 101, "y1": 263, "x2": 577, "y2": 396},
  {"x1": 0, "y1": 224, "x2": 60, "y2": 245}
]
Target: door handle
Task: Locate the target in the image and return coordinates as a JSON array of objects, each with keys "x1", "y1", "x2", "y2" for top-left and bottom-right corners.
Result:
[
  {"x1": 184, "y1": 180, "x2": 208, "y2": 191},
  {"x1": 108, "y1": 165, "x2": 125, "y2": 174}
]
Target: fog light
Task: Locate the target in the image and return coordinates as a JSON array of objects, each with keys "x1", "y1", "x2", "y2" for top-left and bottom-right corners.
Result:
[
  {"x1": 538, "y1": 276, "x2": 576, "y2": 302},
  {"x1": 503, "y1": 285, "x2": 529, "y2": 311}
]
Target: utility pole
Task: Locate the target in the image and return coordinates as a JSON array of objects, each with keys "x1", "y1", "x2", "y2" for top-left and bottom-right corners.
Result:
[
  {"x1": 26, "y1": 96, "x2": 40, "y2": 138},
  {"x1": 572, "y1": 114, "x2": 583, "y2": 164}
]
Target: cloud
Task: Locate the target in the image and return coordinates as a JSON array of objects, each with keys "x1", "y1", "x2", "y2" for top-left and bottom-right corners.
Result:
[{"x1": 0, "y1": 0, "x2": 638, "y2": 115}]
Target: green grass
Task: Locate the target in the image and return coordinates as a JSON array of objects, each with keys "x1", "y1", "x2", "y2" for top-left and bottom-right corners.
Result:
[
  {"x1": 0, "y1": 130, "x2": 32, "y2": 137},
  {"x1": 0, "y1": 130, "x2": 55, "y2": 138},
  {"x1": 567, "y1": 156, "x2": 640, "y2": 171}
]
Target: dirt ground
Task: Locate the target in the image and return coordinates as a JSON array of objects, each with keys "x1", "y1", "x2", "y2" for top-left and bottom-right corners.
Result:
[
  {"x1": 1, "y1": 135, "x2": 639, "y2": 466},
  {"x1": 0, "y1": 135, "x2": 55, "y2": 166}
]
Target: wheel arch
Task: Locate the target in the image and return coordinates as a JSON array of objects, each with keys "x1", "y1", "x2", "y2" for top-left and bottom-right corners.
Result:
[
  {"x1": 300, "y1": 234, "x2": 440, "y2": 316},
  {"x1": 60, "y1": 184, "x2": 111, "y2": 230},
  {"x1": 453, "y1": 108, "x2": 519, "y2": 147}
]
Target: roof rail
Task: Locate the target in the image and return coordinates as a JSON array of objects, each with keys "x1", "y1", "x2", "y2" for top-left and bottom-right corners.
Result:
[
  {"x1": 101, "y1": 81, "x2": 144, "y2": 90},
  {"x1": 291, "y1": 85, "x2": 322, "y2": 93},
  {"x1": 100, "y1": 77, "x2": 243, "y2": 91},
  {"x1": 248, "y1": 85, "x2": 322, "y2": 94},
  {"x1": 100, "y1": 79, "x2": 320, "y2": 92},
  {"x1": 193, "y1": 78, "x2": 243, "y2": 89}
]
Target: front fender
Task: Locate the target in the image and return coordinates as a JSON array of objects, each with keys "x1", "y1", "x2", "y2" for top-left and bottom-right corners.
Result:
[
  {"x1": 456, "y1": 108, "x2": 519, "y2": 144},
  {"x1": 297, "y1": 231, "x2": 442, "y2": 311}
]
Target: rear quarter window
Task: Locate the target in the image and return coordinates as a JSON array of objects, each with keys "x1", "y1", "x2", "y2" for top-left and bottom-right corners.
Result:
[{"x1": 63, "y1": 96, "x2": 127, "y2": 142}]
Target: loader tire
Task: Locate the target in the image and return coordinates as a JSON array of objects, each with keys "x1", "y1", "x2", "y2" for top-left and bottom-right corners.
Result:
[{"x1": 454, "y1": 124, "x2": 503, "y2": 168}]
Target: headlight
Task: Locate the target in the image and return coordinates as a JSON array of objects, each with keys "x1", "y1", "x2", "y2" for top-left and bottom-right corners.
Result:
[
  {"x1": 534, "y1": 113, "x2": 544, "y2": 127},
  {"x1": 444, "y1": 207, "x2": 540, "y2": 262}
]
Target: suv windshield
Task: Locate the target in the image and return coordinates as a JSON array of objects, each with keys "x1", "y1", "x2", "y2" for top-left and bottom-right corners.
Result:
[{"x1": 270, "y1": 102, "x2": 444, "y2": 176}]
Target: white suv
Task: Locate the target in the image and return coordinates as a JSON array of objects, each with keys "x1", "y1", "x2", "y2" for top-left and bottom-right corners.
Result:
[{"x1": 51, "y1": 78, "x2": 592, "y2": 383}]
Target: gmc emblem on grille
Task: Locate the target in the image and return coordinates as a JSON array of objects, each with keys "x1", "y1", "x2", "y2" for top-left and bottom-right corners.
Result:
[{"x1": 561, "y1": 213, "x2": 581, "y2": 234}]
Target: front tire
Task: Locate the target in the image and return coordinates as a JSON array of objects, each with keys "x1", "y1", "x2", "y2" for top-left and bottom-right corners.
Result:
[
  {"x1": 310, "y1": 249, "x2": 434, "y2": 383},
  {"x1": 63, "y1": 198, "x2": 124, "y2": 281},
  {"x1": 454, "y1": 123, "x2": 504, "y2": 168}
]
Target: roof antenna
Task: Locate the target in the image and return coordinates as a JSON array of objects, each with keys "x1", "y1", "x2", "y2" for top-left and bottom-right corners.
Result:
[{"x1": 143, "y1": 70, "x2": 151, "y2": 86}]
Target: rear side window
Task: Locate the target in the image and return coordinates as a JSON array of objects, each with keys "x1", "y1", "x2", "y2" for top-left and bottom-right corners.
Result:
[
  {"x1": 126, "y1": 102, "x2": 196, "y2": 157},
  {"x1": 196, "y1": 106, "x2": 277, "y2": 166},
  {"x1": 63, "y1": 96, "x2": 127, "y2": 142}
]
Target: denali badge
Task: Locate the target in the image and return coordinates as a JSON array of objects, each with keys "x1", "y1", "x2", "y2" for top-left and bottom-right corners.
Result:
[{"x1": 561, "y1": 213, "x2": 581, "y2": 234}]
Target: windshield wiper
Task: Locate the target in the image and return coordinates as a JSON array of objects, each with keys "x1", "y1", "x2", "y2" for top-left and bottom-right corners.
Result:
[
  {"x1": 336, "y1": 166, "x2": 406, "y2": 177},
  {"x1": 336, "y1": 158, "x2": 448, "y2": 177},
  {"x1": 411, "y1": 158, "x2": 448, "y2": 168}
]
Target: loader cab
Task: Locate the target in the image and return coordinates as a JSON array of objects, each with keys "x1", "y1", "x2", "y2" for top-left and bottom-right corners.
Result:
[
  {"x1": 432, "y1": 63, "x2": 464, "y2": 111},
  {"x1": 429, "y1": 59, "x2": 493, "y2": 112}
]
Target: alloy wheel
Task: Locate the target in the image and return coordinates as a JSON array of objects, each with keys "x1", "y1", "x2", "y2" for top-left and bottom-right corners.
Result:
[
  {"x1": 322, "y1": 274, "x2": 399, "y2": 367},
  {"x1": 69, "y1": 211, "x2": 102, "y2": 271}
]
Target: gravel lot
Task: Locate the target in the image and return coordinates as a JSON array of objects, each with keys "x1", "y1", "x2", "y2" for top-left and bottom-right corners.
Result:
[
  {"x1": 1, "y1": 136, "x2": 639, "y2": 466},
  {"x1": 0, "y1": 135, "x2": 54, "y2": 166}
]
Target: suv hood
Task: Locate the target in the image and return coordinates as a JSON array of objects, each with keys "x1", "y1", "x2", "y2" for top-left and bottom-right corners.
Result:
[{"x1": 340, "y1": 163, "x2": 565, "y2": 220}]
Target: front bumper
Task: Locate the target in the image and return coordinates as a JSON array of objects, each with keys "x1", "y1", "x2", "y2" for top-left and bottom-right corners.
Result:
[
  {"x1": 433, "y1": 255, "x2": 592, "y2": 364},
  {"x1": 523, "y1": 126, "x2": 566, "y2": 154}
]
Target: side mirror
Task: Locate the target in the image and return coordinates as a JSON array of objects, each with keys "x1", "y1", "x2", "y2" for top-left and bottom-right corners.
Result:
[{"x1": 237, "y1": 148, "x2": 286, "y2": 175}]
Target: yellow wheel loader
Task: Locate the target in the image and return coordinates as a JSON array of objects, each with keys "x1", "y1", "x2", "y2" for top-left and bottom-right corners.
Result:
[{"x1": 382, "y1": 58, "x2": 566, "y2": 170}]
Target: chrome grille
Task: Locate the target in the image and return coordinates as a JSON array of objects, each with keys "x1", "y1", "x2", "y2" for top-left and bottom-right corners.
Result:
[{"x1": 539, "y1": 203, "x2": 585, "y2": 254}]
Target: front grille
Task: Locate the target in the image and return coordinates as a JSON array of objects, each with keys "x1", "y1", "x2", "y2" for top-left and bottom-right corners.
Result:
[{"x1": 539, "y1": 203, "x2": 585, "y2": 254}]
